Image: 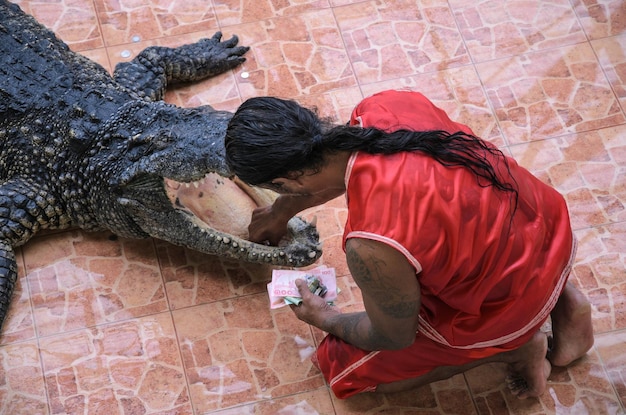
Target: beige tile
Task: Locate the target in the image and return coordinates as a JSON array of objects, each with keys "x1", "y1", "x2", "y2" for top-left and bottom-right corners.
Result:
[
  {"x1": 476, "y1": 44, "x2": 625, "y2": 144},
  {"x1": 508, "y1": 127, "x2": 626, "y2": 336},
  {"x1": 572, "y1": 0, "x2": 626, "y2": 39},
  {"x1": 332, "y1": 374, "x2": 475, "y2": 415},
  {"x1": 573, "y1": 223, "x2": 626, "y2": 333},
  {"x1": 105, "y1": 31, "x2": 247, "y2": 112},
  {"x1": 227, "y1": 9, "x2": 357, "y2": 99},
  {"x1": 14, "y1": 0, "x2": 104, "y2": 50},
  {"x1": 209, "y1": 387, "x2": 335, "y2": 414},
  {"x1": 157, "y1": 241, "x2": 272, "y2": 310},
  {"x1": 592, "y1": 34, "x2": 626, "y2": 113},
  {"x1": 172, "y1": 294, "x2": 324, "y2": 412},
  {"x1": 79, "y1": 48, "x2": 113, "y2": 74},
  {"x1": 477, "y1": 45, "x2": 624, "y2": 143},
  {"x1": 165, "y1": 73, "x2": 243, "y2": 112},
  {"x1": 451, "y1": 0, "x2": 586, "y2": 61},
  {"x1": 290, "y1": 87, "x2": 365, "y2": 123},
  {"x1": 0, "y1": 340, "x2": 48, "y2": 415},
  {"x1": 509, "y1": 125, "x2": 626, "y2": 229},
  {"x1": 39, "y1": 313, "x2": 192, "y2": 414},
  {"x1": 595, "y1": 330, "x2": 626, "y2": 407},
  {"x1": 334, "y1": 0, "x2": 470, "y2": 83},
  {"x1": 214, "y1": 0, "x2": 332, "y2": 26},
  {"x1": 23, "y1": 231, "x2": 167, "y2": 336},
  {"x1": 297, "y1": 197, "x2": 352, "y2": 279},
  {"x1": 94, "y1": 0, "x2": 219, "y2": 46}
]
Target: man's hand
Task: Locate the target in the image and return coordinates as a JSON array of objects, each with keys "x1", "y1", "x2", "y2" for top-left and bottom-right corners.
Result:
[
  {"x1": 290, "y1": 279, "x2": 340, "y2": 327},
  {"x1": 248, "y1": 205, "x2": 290, "y2": 245}
]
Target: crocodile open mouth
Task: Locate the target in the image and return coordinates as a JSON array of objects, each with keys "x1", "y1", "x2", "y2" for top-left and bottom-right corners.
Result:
[{"x1": 164, "y1": 174, "x2": 277, "y2": 241}]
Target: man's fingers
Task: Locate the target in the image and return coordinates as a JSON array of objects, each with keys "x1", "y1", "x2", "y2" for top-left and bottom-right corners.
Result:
[
  {"x1": 295, "y1": 279, "x2": 308, "y2": 295},
  {"x1": 295, "y1": 279, "x2": 317, "y2": 302}
]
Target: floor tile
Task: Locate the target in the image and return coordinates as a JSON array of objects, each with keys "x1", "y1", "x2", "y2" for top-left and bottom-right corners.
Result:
[
  {"x1": 289, "y1": 87, "x2": 364, "y2": 124},
  {"x1": 213, "y1": 0, "x2": 332, "y2": 26},
  {"x1": 93, "y1": 0, "x2": 219, "y2": 46},
  {"x1": 14, "y1": 0, "x2": 104, "y2": 51},
  {"x1": 104, "y1": 30, "x2": 249, "y2": 113},
  {"x1": 22, "y1": 231, "x2": 167, "y2": 337},
  {"x1": 39, "y1": 313, "x2": 192, "y2": 414},
  {"x1": 592, "y1": 34, "x2": 626, "y2": 113},
  {"x1": 595, "y1": 330, "x2": 626, "y2": 408},
  {"x1": 229, "y1": 9, "x2": 357, "y2": 99},
  {"x1": 208, "y1": 388, "x2": 335, "y2": 414},
  {"x1": 334, "y1": 0, "x2": 470, "y2": 83},
  {"x1": 451, "y1": 0, "x2": 586, "y2": 62},
  {"x1": 157, "y1": 241, "x2": 271, "y2": 310},
  {"x1": 332, "y1": 374, "x2": 476, "y2": 415},
  {"x1": 572, "y1": 0, "x2": 626, "y2": 40},
  {"x1": 509, "y1": 125, "x2": 626, "y2": 229},
  {"x1": 0, "y1": 339, "x2": 48, "y2": 415},
  {"x1": 164, "y1": 72, "x2": 243, "y2": 112},
  {"x1": 298, "y1": 199, "x2": 351, "y2": 278},
  {"x1": 172, "y1": 294, "x2": 324, "y2": 413},
  {"x1": 476, "y1": 44, "x2": 625, "y2": 143},
  {"x1": 79, "y1": 47, "x2": 113, "y2": 74},
  {"x1": 573, "y1": 223, "x2": 626, "y2": 333}
]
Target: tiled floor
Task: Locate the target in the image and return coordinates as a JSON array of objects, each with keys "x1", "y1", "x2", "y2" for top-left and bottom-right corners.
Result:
[{"x1": 2, "y1": 0, "x2": 626, "y2": 414}]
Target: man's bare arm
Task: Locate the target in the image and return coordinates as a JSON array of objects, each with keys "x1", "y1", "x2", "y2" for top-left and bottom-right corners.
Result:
[
  {"x1": 293, "y1": 238, "x2": 420, "y2": 350},
  {"x1": 248, "y1": 189, "x2": 343, "y2": 244}
]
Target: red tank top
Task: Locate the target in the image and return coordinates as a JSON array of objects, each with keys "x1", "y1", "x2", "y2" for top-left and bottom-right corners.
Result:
[{"x1": 344, "y1": 90, "x2": 575, "y2": 348}]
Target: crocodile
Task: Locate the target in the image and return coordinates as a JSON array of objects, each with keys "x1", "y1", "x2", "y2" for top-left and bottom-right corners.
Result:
[{"x1": 0, "y1": 1, "x2": 322, "y2": 332}]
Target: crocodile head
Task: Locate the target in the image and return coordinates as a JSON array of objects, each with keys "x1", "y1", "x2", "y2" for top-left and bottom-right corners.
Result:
[{"x1": 108, "y1": 103, "x2": 322, "y2": 267}]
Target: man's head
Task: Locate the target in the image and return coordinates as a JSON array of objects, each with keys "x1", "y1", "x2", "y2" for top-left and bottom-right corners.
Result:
[{"x1": 225, "y1": 96, "x2": 330, "y2": 187}]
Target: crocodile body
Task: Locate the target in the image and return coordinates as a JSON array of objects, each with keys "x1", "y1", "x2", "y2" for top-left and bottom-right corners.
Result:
[{"x1": 0, "y1": 1, "x2": 321, "y2": 331}]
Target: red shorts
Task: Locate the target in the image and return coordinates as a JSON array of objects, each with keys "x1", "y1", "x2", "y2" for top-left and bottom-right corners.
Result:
[{"x1": 316, "y1": 316, "x2": 548, "y2": 399}]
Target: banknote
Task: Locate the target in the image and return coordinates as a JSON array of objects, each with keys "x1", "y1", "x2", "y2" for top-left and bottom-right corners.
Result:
[{"x1": 267, "y1": 265, "x2": 337, "y2": 309}]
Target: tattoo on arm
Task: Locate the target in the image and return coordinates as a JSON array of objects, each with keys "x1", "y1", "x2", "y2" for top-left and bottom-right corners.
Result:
[
  {"x1": 322, "y1": 239, "x2": 420, "y2": 350},
  {"x1": 346, "y1": 241, "x2": 419, "y2": 319},
  {"x1": 328, "y1": 312, "x2": 392, "y2": 351}
]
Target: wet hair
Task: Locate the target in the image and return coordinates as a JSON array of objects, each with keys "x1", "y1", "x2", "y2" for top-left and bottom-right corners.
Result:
[
  {"x1": 225, "y1": 96, "x2": 332, "y2": 186},
  {"x1": 225, "y1": 96, "x2": 518, "y2": 202}
]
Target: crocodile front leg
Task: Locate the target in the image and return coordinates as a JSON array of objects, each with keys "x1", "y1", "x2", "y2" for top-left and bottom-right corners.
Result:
[
  {"x1": 0, "y1": 240, "x2": 17, "y2": 332},
  {"x1": 0, "y1": 178, "x2": 72, "y2": 330},
  {"x1": 113, "y1": 32, "x2": 249, "y2": 101}
]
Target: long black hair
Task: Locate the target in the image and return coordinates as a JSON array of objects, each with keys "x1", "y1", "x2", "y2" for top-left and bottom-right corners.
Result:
[{"x1": 225, "y1": 96, "x2": 518, "y2": 200}]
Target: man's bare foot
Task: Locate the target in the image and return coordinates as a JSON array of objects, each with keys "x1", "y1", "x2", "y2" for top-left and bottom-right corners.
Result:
[
  {"x1": 505, "y1": 331, "x2": 551, "y2": 399},
  {"x1": 548, "y1": 282, "x2": 594, "y2": 367}
]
